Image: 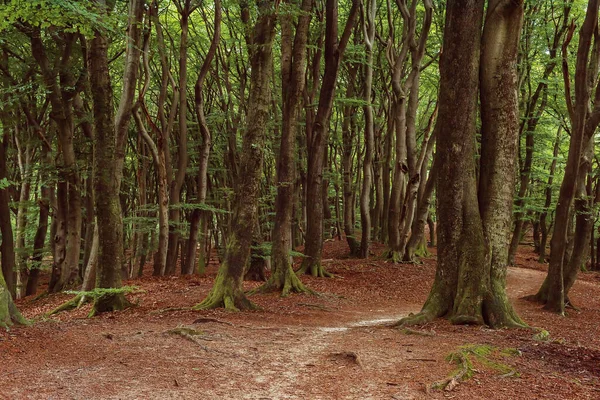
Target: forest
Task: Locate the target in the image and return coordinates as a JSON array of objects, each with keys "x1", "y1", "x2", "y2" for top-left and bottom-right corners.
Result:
[{"x1": 1, "y1": 0, "x2": 600, "y2": 398}]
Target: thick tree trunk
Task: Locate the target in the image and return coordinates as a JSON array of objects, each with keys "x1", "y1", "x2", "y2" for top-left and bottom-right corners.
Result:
[
  {"x1": 477, "y1": 0, "x2": 526, "y2": 327},
  {"x1": 0, "y1": 270, "x2": 27, "y2": 329},
  {"x1": 196, "y1": 0, "x2": 278, "y2": 310},
  {"x1": 399, "y1": 0, "x2": 525, "y2": 328}
]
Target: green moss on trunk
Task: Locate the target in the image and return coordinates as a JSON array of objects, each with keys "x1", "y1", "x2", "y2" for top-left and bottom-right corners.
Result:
[
  {"x1": 0, "y1": 282, "x2": 28, "y2": 330},
  {"x1": 195, "y1": 267, "x2": 258, "y2": 311},
  {"x1": 297, "y1": 258, "x2": 333, "y2": 278}
]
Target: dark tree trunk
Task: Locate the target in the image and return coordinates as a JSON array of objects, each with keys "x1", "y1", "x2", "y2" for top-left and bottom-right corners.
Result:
[
  {"x1": 88, "y1": 0, "x2": 143, "y2": 314},
  {"x1": 299, "y1": 0, "x2": 359, "y2": 277},
  {"x1": 533, "y1": 0, "x2": 599, "y2": 314},
  {"x1": 253, "y1": 0, "x2": 313, "y2": 295},
  {"x1": 399, "y1": 0, "x2": 525, "y2": 328}
]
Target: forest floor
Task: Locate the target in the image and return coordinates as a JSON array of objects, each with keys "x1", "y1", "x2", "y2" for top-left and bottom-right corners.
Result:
[{"x1": 1, "y1": 241, "x2": 600, "y2": 399}]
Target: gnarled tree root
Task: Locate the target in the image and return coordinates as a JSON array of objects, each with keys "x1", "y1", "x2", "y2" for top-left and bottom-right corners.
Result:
[
  {"x1": 297, "y1": 261, "x2": 333, "y2": 278},
  {"x1": 249, "y1": 271, "x2": 315, "y2": 297},
  {"x1": 91, "y1": 293, "x2": 132, "y2": 317},
  {"x1": 47, "y1": 294, "x2": 92, "y2": 316}
]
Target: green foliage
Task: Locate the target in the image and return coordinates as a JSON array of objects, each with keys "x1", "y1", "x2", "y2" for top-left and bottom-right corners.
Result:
[{"x1": 0, "y1": 0, "x2": 117, "y2": 36}]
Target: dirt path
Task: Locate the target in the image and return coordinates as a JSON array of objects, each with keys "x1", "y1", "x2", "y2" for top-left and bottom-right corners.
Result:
[{"x1": 1, "y1": 243, "x2": 600, "y2": 399}]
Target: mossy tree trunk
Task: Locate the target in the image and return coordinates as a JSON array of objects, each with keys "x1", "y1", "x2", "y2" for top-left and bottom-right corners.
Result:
[
  {"x1": 253, "y1": 0, "x2": 313, "y2": 296},
  {"x1": 195, "y1": 0, "x2": 278, "y2": 310},
  {"x1": 399, "y1": 0, "x2": 526, "y2": 329},
  {"x1": 0, "y1": 271, "x2": 27, "y2": 330},
  {"x1": 299, "y1": 0, "x2": 359, "y2": 277},
  {"x1": 88, "y1": 0, "x2": 143, "y2": 314}
]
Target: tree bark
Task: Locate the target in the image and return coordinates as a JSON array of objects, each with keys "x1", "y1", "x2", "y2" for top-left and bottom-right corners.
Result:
[
  {"x1": 538, "y1": 0, "x2": 599, "y2": 314},
  {"x1": 399, "y1": 0, "x2": 525, "y2": 328},
  {"x1": 88, "y1": 0, "x2": 144, "y2": 314},
  {"x1": 196, "y1": 0, "x2": 278, "y2": 310},
  {"x1": 299, "y1": 0, "x2": 359, "y2": 277},
  {"x1": 252, "y1": 0, "x2": 313, "y2": 295}
]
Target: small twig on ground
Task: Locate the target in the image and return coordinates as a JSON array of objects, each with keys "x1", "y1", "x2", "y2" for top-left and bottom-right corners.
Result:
[{"x1": 408, "y1": 358, "x2": 437, "y2": 362}]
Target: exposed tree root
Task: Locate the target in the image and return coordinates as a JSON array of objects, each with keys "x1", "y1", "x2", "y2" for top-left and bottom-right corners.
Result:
[
  {"x1": 394, "y1": 311, "x2": 437, "y2": 328},
  {"x1": 194, "y1": 268, "x2": 259, "y2": 311},
  {"x1": 47, "y1": 294, "x2": 92, "y2": 316},
  {"x1": 249, "y1": 268, "x2": 315, "y2": 297},
  {"x1": 92, "y1": 293, "x2": 132, "y2": 317},
  {"x1": 328, "y1": 351, "x2": 362, "y2": 367},
  {"x1": 297, "y1": 261, "x2": 333, "y2": 278},
  {"x1": 400, "y1": 327, "x2": 436, "y2": 337},
  {"x1": 432, "y1": 352, "x2": 470, "y2": 391},
  {"x1": 167, "y1": 326, "x2": 209, "y2": 351},
  {"x1": 431, "y1": 345, "x2": 519, "y2": 392},
  {"x1": 383, "y1": 249, "x2": 403, "y2": 264}
]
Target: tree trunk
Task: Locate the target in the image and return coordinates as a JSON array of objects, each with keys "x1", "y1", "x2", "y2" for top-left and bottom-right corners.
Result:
[
  {"x1": 399, "y1": 0, "x2": 525, "y2": 328},
  {"x1": 537, "y1": 0, "x2": 599, "y2": 314},
  {"x1": 359, "y1": 0, "x2": 376, "y2": 258},
  {"x1": 299, "y1": 0, "x2": 359, "y2": 276},
  {"x1": 252, "y1": 0, "x2": 313, "y2": 295},
  {"x1": 166, "y1": 1, "x2": 192, "y2": 275},
  {"x1": 88, "y1": 0, "x2": 143, "y2": 314},
  {"x1": 0, "y1": 131, "x2": 15, "y2": 296},
  {"x1": 539, "y1": 127, "x2": 562, "y2": 263},
  {"x1": 196, "y1": 0, "x2": 278, "y2": 310}
]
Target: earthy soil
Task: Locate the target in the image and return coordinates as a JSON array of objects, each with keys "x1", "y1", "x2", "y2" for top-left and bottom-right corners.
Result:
[{"x1": 1, "y1": 241, "x2": 600, "y2": 399}]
